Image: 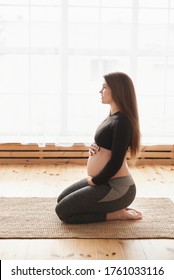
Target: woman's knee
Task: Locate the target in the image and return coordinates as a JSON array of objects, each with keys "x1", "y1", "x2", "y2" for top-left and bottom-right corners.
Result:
[
  {"x1": 56, "y1": 188, "x2": 70, "y2": 203},
  {"x1": 57, "y1": 193, "x2": 64, "y2": 203},
  {"x1": 55, "y1": 202, "x2": 68, "y2": 223},
  {"x1": 57, "y1": 179, "x2": 87, "y2": 203}
]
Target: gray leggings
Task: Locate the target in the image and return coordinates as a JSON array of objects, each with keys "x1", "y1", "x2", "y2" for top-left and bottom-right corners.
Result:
[{"x1": 55, "y1": 175, "x2": 136, "y2": 224}]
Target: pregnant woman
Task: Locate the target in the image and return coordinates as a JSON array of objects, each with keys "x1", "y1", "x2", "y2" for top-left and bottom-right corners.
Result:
[{"x1": 55, "y1": 72, "x2": 142, "y2": 224}]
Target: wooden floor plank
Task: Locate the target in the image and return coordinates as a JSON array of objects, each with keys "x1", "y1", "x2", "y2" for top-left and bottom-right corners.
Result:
[
  {"x1": 74, "y1": 239, "x2": 98, "y2": 260},
  {"x1": 26, "y1": 239, "x2": 76, "y2": 260},
  {"x1": 139, "y1": 239, "x2": 174, "y2": 260},
  {"x1": 119, "y1": 240, "x2": 147, "y2": 260},
  {"x1": 96, "y1": 239, "x2": 124, "y2": 260},
  {"x1": 0, "y1": 240, "x2": 30, "y2": 260}
]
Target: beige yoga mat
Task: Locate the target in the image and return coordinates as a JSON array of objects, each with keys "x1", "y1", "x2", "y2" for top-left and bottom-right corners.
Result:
[{"x1": 0, "y1": 197, "x2": 174, "y2": 239}]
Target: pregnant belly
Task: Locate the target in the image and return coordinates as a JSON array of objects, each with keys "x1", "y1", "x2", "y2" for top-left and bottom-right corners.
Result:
[{"x1": 87, "y1": 147, "x2": 111, "y2": 177}]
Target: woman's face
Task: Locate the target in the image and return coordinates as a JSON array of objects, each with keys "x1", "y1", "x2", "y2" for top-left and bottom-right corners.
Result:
[{"x1": 99, "y1": 80, "x2": 113, "y2": 105}]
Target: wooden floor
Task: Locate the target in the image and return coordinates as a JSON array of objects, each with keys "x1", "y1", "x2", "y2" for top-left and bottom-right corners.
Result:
[{"x1": 0, "y1": 163, "x2": 174, "y2": 260}]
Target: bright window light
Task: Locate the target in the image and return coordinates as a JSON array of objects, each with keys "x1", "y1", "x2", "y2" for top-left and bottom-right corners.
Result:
[{"x1": 0, "y1": 0, "x2": 173, "y2": 144}]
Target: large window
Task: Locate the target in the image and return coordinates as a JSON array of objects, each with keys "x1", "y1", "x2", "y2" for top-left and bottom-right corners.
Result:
[{"x1": 0, "y1": 0, "x2": 173, "y2": 145}]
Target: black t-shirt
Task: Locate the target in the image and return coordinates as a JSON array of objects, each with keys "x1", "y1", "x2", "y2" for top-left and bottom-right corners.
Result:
[{"x1": 92, "y1": 111, "x2": 132, "y2": 185}]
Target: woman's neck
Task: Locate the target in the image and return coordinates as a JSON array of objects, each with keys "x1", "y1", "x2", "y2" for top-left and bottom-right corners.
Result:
[{"x1": 110, "y1": 105, "x2": 120, "y2": 115}]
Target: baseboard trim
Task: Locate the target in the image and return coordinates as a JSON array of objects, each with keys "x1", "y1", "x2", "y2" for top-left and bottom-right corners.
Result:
[{"x1": 0, "y1": 143, "x2": 173, "y2": 165}]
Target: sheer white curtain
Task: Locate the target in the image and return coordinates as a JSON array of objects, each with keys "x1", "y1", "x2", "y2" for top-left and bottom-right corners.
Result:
[{"x1": 0, "y1": 0, "x2": 173, "y2": 145}]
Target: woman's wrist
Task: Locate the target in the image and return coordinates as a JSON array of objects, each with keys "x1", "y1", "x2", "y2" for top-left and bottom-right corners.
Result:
[{"x1": 86, "y1": 176, "x2": 95, "y2": 186}]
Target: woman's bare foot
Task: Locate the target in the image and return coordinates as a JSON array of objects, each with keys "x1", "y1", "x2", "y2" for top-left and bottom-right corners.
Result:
[
  {"x1": 106, "y1": 208, "x2": 142, "y2": 221},
  {"x1": 126, "y1": 207, "x2": 142, "y2": 217}
]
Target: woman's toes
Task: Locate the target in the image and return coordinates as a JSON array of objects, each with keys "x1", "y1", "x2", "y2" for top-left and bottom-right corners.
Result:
[{"x1": 126, "y1": 209, "x2": 142, "y2": 220}]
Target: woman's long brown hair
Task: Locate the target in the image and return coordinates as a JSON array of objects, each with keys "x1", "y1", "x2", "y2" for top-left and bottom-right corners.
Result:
[{"x1": 104, "y1": 72, "x2": 141, "y2": 158}]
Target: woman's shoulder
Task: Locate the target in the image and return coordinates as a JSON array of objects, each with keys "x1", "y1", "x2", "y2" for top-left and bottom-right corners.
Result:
[
  {"x1": 112, "y1": 112, "x2": 130, "y2": 124},
  {"x1": 111, "y1": 112, "x2": 132, "y2": 134}
]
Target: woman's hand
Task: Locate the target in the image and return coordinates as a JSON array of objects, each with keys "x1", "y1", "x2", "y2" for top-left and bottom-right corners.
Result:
[
  {"x1": 86, "y1": 176, "x2": 95, "y2": 186},
  {"x1": 89, "y1": 142, "x2": 100, "y2": 156}
]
